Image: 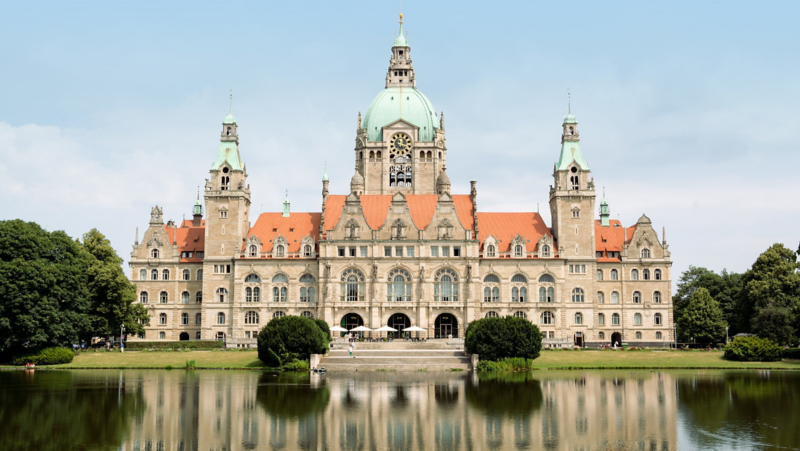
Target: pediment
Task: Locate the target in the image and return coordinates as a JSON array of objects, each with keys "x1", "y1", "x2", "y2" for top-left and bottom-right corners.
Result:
[{"x1": 384, "y1": 118, "x2": 418, "y2": 131}]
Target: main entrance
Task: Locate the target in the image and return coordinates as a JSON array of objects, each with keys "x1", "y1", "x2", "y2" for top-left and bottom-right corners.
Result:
[
  {"x1": 340, "y1": 313, "x2": 365, "y2": 338},
  {"x1": 574, "y1": 332, "x2": 584, "y2": 347},
  {"x1": 388, "y1": 313, "x2": 411, "y2": 339},
  {"x1": 611, "y1": 332, "x2": 622, "y2": 347},
  {"x1": 179, "y1": 332, "x2": 190, "y2": 341},
  {"x1": 434, "y1": 314, "x2": 458, "y2": 339}
]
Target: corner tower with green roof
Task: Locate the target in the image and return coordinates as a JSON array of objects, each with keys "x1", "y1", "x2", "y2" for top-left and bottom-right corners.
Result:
[{"x1": 355, "y1": 14, "x2": 448, "y2": 195}]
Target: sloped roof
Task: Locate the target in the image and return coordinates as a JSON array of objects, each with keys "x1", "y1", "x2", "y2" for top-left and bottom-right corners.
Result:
[
  {"x1": 162, "y1": 224, "x2": 205, "y2": 262},
  {"x1": 477, "y1": 212, "x2": 551, "y2": 252},
  {"x1": 594, "y1": 219, "x2": 637, "y2": 260},
  {"x1": 248, "y1": 213, "x2": 321, "y2": 253}
]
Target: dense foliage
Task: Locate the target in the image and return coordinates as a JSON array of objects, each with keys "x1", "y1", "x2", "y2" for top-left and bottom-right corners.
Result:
[
  {"x1": 676, "y1": 288, "x2": 727, "y2": 344},
  {"x1": 723, "y1": 336, "x2": 783, "y2": 362},
  {"x1": 465, "y1": 316, "x2": 542, "y2": 362},
  {"x1": 783, "y1": 348, "x2": 800, "y2": 359},
  {"x1": 751, "y1": 303, "x2": 796, "y2": 346},
  {"x1": 257, "y1": 315, "x2": 329, "y2": 367},
  {"x1": 673, "y1": 266, "x2": 741, "y2": 335},
  {"x1": 314, "y1": 318, "x2": 331, "y2": 337},
  {"x1": 10, "y1": 346, "x2": 75, "y2": 365}
]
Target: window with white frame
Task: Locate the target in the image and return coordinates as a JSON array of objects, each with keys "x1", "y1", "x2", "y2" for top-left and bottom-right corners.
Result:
[
  {"x1": 540, "y1": 311, "x2": 555, "y2": 325},
  {"x1": 511, "y1": 274, "x2": 527, "y2": 302},
  {"x1": 541, "y1": 245, "x2": 550, "y2": 257},
  {"x1": 571, "y1": 288, "x2": 585, "y2": 303},
  {"x1": 597, "y1": 292, "x2": 604, "y2": 304},
  {"x1": 140, "y1": 291, "x2": 148, "y2": 303},
  {"x1": 340, "y1": 268, "x2": 365, "y2": 302},
  {"x1": 633, "y1": 291, "x2": 642, "y2": 303},
  {"x1": 654, "y1": 291, "x2": 662, "y2": 303},
  {"x1": 485, "y1": 311, "x2": 499, "y2": 318},
  {"x1": 598, "y1": 313, "x2": 605, "y2": 325},
  {"x1": 514, "y1": 311, "x2": 527, "y2": 319},
  {"x1": 434, "y1": 268, "x2": 459, "y2": 302},
  {"x1": 635, "y1": 331, "x2": 642, "y2": 340},
  {"x1": 643, "y1": 269, "x2": 650, "y2": 280},
  {"x1": 483, "y1": 274, "x2": 500, "y2": 303},
  {"x1": 611, "y1": 291, "x2": 620, "y2": 304},
  {"x1": 151, "y1": 249, "x2": 159, "y2": 258},
  {"x1": 654, "y1": 269, "x2": 662, "y2": 280},
  {"x1": 486, "y1": 245, "x2": 496, "y2": 257},
  {"x1": 159, "y1": 291, "x2": 168, "y2": 303},
  {"x1": 162, "y1": 269, "x2": 169, "y2": 280},
  {"x1": 159, "y1": 313, "x2": 167, "y2": 325},
  {"x1": 610, "y1": 269, "x2": 618, "y2": 280},
  {"x1": 634, "y1": 313, "x2": 642, "y2": 325},
  {"x1": 196, "y1": 291, "x2": 202, "y2": 303},
  {"x1": 273, "y1": 311, "x2": 285, "y2": 319},
  {"x1": 574, "y1": 312, "x2": 583, "y2": 324},
  {"x1": 181, "y1": 291, "x2": 190, "y2": 304},
  {"x1": 387, "y1": 268, "x2": 412, "y2": 302},
  {"x1": 612, "y1": 313, "x2": 620, "y2": 325},
  {"x1": 195, "y1": 313, "x2": 202, "y2": 325},
  {"x1": 181, "y1": 313, "x2": 189, "y2": 325},
  {"x1": 654, "y1": 313, "x2": 662, "y2": 325},
  {"x1": 217, "y1": 312, "x2": 225, "y2": 324},
  {"x1": 139, "y1": 269, "x2": 147, "y2": 280},
  {"x1": 182, "y1": 269, "x2": 190, "y2": 280},
  {"x1": 216, "y1": 288, "x2": 228, "y2": 302},
  {"x1": 641, "y1": 249, "x2": 650, "y2": 258},
  {"x1": 301, "y1": 311, "x2": 314, "y2": 319},
  {"x1": 631, "y1": 269, "x2": 639, "y2": 280},
  {"x1": 597, "y1": 269, "x2": 603, "y2": 280},
  {"x1": 245, "y1": 311, "x2": 259, "y2": 325}
]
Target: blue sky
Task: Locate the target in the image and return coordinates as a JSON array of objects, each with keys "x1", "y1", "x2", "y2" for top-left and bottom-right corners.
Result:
[{"x1": 1, "y1": 0, "x2": 798, "y2": 281}]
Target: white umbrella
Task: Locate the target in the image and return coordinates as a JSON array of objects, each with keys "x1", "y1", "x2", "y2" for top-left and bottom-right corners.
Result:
[
  {"x1": 374, "y1": 326, "x2": 398, "y2": 332},
  {"x1": 403, "y1": 326, "x2": 426, "y2": 332},
  {"x1": 350, "y1": 326, "x2": 373, "y2": 332},
  {"x1": 330, "y1": 326, "x2": 348, "y2": 332}
]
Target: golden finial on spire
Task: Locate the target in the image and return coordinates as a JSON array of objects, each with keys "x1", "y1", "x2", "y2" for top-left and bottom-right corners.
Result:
[{"x1": 399, "y1": 13, "x2": 403, "y2": 24}]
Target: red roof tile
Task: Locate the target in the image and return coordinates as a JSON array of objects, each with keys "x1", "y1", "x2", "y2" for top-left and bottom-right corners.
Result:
[
  {"x1": 163, "y1": 224, "x2": 205, "y2": 262},
  {"x1": 476, "y1": 212, "x2": 551, "y2": 252},
  {"x1": 452, "y1": 195, "x2": 475, "y2": 231},
  {"x1": 322, "y1": 195, "x2": 346, "y2": 237},
  {"x1": 359, "y1": 195, "x2": 392, "y2": 230},
  {"x1": 249, "y1": 213, "x2": 321, "y2": 252},
  {"x1": 594, "y1": 220, "x2": 636, "y2": 256}
]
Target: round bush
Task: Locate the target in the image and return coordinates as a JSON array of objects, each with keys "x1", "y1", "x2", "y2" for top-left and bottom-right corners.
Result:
[
  {"x1": 465, "y1": 316, "x2": 542, "y2": 362},
  {"x1": 11, "y1": 347, "x2": 75, "y2": 365},
  {"x1": 314, "y1": 319, "x2": 331, "y2": 337},
  {"x1": 257, "y1": 315, "x2": 328, "y2": 366},
  {"x1": 723, "y1": 336, "x2": 783, "y2": 362}
]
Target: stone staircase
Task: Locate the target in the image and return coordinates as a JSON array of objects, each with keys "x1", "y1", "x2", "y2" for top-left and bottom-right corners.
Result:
[{"x1": 317, "y1": 340, "x2": 472, "y2": 372}]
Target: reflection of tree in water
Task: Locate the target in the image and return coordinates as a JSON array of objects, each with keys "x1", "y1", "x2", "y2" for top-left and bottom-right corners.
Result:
[
  {"x1": 0, "y1": 371, "x2": 145, "y2": 451},
  {"x1": 465, "y1": 372, "x2": 543, "y2": 417},
  {"x1": 678, "y1": 372, "x2": 800, "y2": 448},
  {"x1": 256, "y1": 373, "x2": 330, "y2": 420},
  {"x1": 391, "y1": 384, "x2": 409, "y2": 408},
  {"x1": 434, "y1": 384, "x2": 459, "y2": 409}
]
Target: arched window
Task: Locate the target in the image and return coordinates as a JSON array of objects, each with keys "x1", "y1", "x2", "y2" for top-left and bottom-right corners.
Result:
[
  {"x1": 631, "y1": 269, "x2": 639, "y2": 280},
  {"x1": 653, "y1": 291, "x2": 661, "y2": 303},
  {"x1": 245, "y1": 311, "x2": 259, "y2": 325},
  {"x1": 483, "y1": 274, "x2": 500, "y2": 283},
  {"x1": 275, "y1": 245, "x2": 285, "y2": 257},
  {"x1": 304, "y1": 245, "x2": 313, "y2": 257},
  {"x1": 162, "y1": 269, "x2": 170, "y2": 280},
  {"x1": 151, "y1": 249, "x2": 159, "y2": 258},
  {"x1": 634, "y1": 313, "x2": 642, "y2": 325},
  {"x1": 182, "y1": 269, "x2": 190, "y2": 280},
  {"x1": 610, "y1": 269, "x2": 618, "y2": 280},
  {"x1": 273, "y1": 311, "x2": 285, "y2": 319},
  {"x1": 597, "y1": 270, "x2": 603, "y2": 280},
  {"x1": 216, "y1": 288, "x2": 227, "y2": 302},
  {"x1": 643, "y1": 269, "x2": 650, "y2": 280},
  {"x1": 139, "y1": 269, "x2": 146, "y2": 280},
  {"x1": 485, "y1": 311, "x2": 499, "y2": 318},
  {"x1": 574, "y1": 312, "x2": 583, "y2": 324},
  {"x1": 570, "y1": 173, "x2": 580, "y2": 190},
  {"x1": 217, "y1": 312, "x2": 225, "y2": 324},
  {"x1": 514, "y1": 245, "x2": 523, "y2": 257},
  {"x1": 538, "y1": 274, "x2": 555, "y2": 283},
  {"x1": 249, "y1": 245, "x2": 257, "y2": 257},
  {"x1": 654, "y1": 269, "x2": 662, "y2": 280},
  {"x1": 434, "y1": 268, "x2": 459, "y2": 302},
  {"x1": 181, "y1": 313, "x2": 189, "y2": 325},
  {"x1": 197, "y1": 269, "x2": 203, "y2": 281},
  {"x1": 159, "y1": 313, "x2": 167, "y2": 325},
  {"x1": 514, "y1": 311, "x2": 527, "y2": 319},
  {"x1": 599, "y1": 331, "x2": 605, "y2": 340},
  {"x1": 151, "y1": 269, "x2": 158, "y2": 280},
  {"x1": 159, "y1": 291, "x2": 168, "y2": 303},
  {"x1": 538, "y1": 287, "x2": 555, "y2": 303},
  {"x1": 542, "y1": 245, "x2": 550, "y2": 257},
  {"x1": 340, "y1": 268, "x2": 365, "y2": 302},
  {"x1": 571, "y1": 288, "x2": 585, "y2": 303},
  {"x1": 654, "y1": 313, "x2": 662, "y2": 325},
  {"x1": 272, "y1": 274, "x2": 288, "y2": 283},
  {"x1": 595, "y1": 292, "x2": 604, "y2": 304},
  {"x1": 246, "y1": 287, "x2": 252, "y2": 302},
  {"x1": 540, "y1": 311, "x2": 555, "y2": 325},
  {"x1": 302, "y1": 311, "x2": 314, "y2": 318},
  {"x1": 300, "y1": 274, "x2": 315, "y2": 282},
  {"x1": 483, "y1": 274, "x2": 500, "y2": 302},
  {"x1": 140, "y1": 291, "x2": 148, "y2": 303},
  {"x1": 635, "y1": 331, "x2": 642, "y2": 340},
  {"x1": 612, "y1": 313, "x2": 620, "y2": 325},
  {"x1": 387, "y1": 268, "x2": 412, "y2": 302},
  {"x1": 641, "y1": 249, "x2": 650, "y2": 258},
  {"x1": 598, "y1": 313, "x2": 605, "y2": 325},
  {"x1": 633, "y1": 291, "x2": 642, "y2": 304},
  {"x1": 181, "y1": 291, "x2": 190, "y2": 304},
  {"x1": 486, "y1": 245, "x2": 496, "y2": 257},
  {"x1": 512, "y1": 274, "x2": 527, "y2": 283},
  {"x1": 611, "y1": 291, "x2": 620, "y2": 304},
  {"x1": 195, "y1": 313, "x2": 202, "y2": 325},
  {"x1": 656, "y1": 331, "x2": 662, "y2": 339},
  {"x1": 300, "y1": 274, "x2": 316, "y2": 302},
  {"x1": 195, "y1": 291, "x2": 202, "y2": 303},
  {"x1": 220, "y1": 175, "x2": 230, "y2": 190}
]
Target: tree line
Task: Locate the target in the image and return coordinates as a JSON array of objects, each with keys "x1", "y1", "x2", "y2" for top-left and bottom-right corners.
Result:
[
  {"x1": 0, "y1": 220, "x2": 148, "y2": 357},
  {"x1": 674, "y1": 243, "x2": 800, "y2": 346}
]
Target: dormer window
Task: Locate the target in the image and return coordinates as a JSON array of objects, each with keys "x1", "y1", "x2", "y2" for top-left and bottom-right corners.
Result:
[
  {"x1": 542, "y1": 245, "x2": 550, "y2": 257},
  {"x1": 276, "y1": 245, "x2": 285, "y2": 257},
  {"x1": 487, "y1": 245, "x2": 496, "y2": 258},
  {"x1": 151, "y1": 249, "x2": 159, "y2": 258},
  {"x1": 514, "y1": 245, "x2": 523, "y2": 257},
  {"x1": 249, "y1": 245, "x2": 257, "y2": 257}
]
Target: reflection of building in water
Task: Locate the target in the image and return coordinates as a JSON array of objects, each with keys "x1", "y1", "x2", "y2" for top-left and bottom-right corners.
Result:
[{"x1": 121, "y1": 371, "x2": 676, "y2": 450}]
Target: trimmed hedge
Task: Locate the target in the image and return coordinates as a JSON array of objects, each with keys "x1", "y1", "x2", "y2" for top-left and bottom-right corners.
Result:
[
  {"x1": 783, "y1": 348, "x2": 800, "y2": 359},
  {"x1": 315, "y1": 319, "x2": 331, "y2": 337},
  {"x1": 11, "y1": 347, "x2": 75, "y2": 365},
  {"x1": 723, "y1": 336, "x2": 782, "y2": 362},
  {"x1": 257, "y1": 315, "x2": 328, "y2": 366},
  {"x1": 124, "y1": 340, "x2": 225, "y2": 350},
  {"x1": 466, "y1": 316, "x2": 543, "y2": 362}
]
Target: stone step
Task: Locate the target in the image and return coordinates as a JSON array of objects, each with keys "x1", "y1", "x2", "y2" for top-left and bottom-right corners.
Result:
[
  {"x1": 318, "y1": 363, "x2": 470, "y2": 372},
  {"x1": 330, "y1": 341, "x2": 463, "y2": 350},
  {"x1": 326, "y1": 350, "x2": 465, "y2": 357},
  {"x1": 319, "y1": 356, "x2": 469, "y2": 365}
]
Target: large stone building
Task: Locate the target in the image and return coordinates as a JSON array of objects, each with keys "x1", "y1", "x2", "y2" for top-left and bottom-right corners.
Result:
[{"x1": 129, "y1": 15, "x2": 673, "y2": 348}]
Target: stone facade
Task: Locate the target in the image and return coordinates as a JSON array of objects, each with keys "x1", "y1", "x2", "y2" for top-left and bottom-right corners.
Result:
[{"x1": 128, "y1": 16, "x2": 673, "y2": 348}]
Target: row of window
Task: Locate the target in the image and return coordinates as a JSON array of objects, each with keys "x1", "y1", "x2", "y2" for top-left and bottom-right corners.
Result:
[
  {"x1": 150, "y1": 249, "x2": 205, "y2": 259},
  {"x1": 536, "y1": 311, "x2": 664, "y2": 326},
  {"x1": 597, "y1": 268, "x2": 662, "y2": 281},
  {"x1": 152, "y1": 310, "x2": 313, "y2": 327},
  {"x1": 249, "y1": 244, "x2": 314, "y2": 258},
  {"x1": 596, "y1": 249, "x2": 652, "y2": 259},
  {"x1": 140, "y1": 287, "x2": 317, "y2": 304},
  {"x1": 139, "y1": 268, "x2": 204, "y2": 281},
  {"x1": 485, "y1": 244, "x2": 551, "y2": 258},
  {"x1": 336, "y1": 246, "x2": 464, "y2": 258}
]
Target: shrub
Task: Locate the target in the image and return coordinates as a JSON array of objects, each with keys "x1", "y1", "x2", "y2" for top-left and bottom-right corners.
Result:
[
  {"x1": 283, "y1": 359, "x2": 310, "y2": 371},
  {"x1": 124, "y1": 340, "x2": 225, "y2": 350},
  {"x1": 314, "y1": 319, "x2": 331, "y2": 338},
  {"x1": 257, "y1": 315, "x2": 328, "y2": 366},
  {"x1": 11, "y1": 347, "x2": 75, "y2": 365},
  {"x1": 782, "y1": 348, "x2": 800, "y2": 359},
  {"x1": 477, "y1": 358, "x2": 534, "y2": 372},
  {"x1": 465, "y1": 316, "x2": 542, "y2": 361},
  {"x1": 723, "y1": 336, "x2": 783, "y2": 362}
]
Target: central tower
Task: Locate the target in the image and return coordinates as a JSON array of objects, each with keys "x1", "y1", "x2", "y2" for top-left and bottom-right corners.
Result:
[{"x1": 354, "y1": 14, "x2": 447, "y2": 195}]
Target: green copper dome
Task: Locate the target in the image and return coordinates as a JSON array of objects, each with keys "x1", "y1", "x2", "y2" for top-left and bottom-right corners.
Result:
[
  {"x1": 362, "y1": 87, "x2": 439, "y2": 142},
  {"x1": 223, "y1": 112, "x2": 236, "y2": 124}
]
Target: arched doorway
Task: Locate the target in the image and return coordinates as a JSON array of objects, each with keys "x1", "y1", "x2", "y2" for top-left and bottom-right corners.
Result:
[
  {"x1": 611, "y1": 332, "x2": 622, "y2": 347},
  {"x1": 574, "y1": 332, "x2": 583, "y2": 348},
  {"x1": 340, "y1": 313, "x2": 365, "y2": 338},
  {"x1": 388, "y1": 313, "x2": 411, "y2": 339},
  {"x1": 179, "y1": 332, "x2": 190, "y2": 341},
  {"x1": 434, "y1": 314, "x2": 458, "y2": 339}
]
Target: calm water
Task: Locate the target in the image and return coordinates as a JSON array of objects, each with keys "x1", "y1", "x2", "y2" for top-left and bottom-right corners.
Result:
[{"x1": 1, "y1": 369, "x2": 798, "y2": 450}]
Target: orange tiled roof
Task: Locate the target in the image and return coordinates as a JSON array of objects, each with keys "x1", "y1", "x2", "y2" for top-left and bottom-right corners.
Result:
[
  {"x1": 359, "y1": 195, "x2": 393, "y2": 230},
  {"x1": 322, "y1": 195, "x2": 346, "y2": 237},
  {"x1": 476, "y1": 212, "x2": 551, "y2": 252},
  {"x1": 594, "y1": 219, "x2": 636, "y2": 255},
  {"x1": 162, "y1": 224, "x2": 205, "y2": 262},
  {"x1": 248, "y1": 213, "x2": 321, "y2": 253}
]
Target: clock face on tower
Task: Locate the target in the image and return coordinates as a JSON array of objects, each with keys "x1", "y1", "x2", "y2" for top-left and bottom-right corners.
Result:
[{"x1": 390, "y1": 132, "x2": 412, "y2": 161}]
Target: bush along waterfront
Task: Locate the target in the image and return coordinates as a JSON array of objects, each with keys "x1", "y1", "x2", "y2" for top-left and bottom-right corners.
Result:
[
  {"x1": 723, "y1": 336, "x2": 783, "y2": 362},
  {"x1": 466, "y1": 316, "x2": 543, "y2": 369},
  {"x1": 256, "y1": 315, "x2": 329, "y2": 369},
  {"x1": 11, "y1": 347, "x2": 75, "y2": 366}
]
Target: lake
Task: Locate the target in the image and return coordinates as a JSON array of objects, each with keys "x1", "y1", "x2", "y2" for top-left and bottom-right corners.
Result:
[{"x1": 0, "y1": 369, "x2": 797, "y2": 450}]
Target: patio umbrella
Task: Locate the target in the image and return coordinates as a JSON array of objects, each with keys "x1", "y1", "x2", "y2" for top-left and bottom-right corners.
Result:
[
  {"x1": 403, "y1": 325, "x2": 427, "y2": 340},
  {"x1": 350, "y1": 326, "x2": 373, "y2": 332},
  {"x1": 330, "y1": 326, "x2": 348, "y2": 332},
  {"x1": 374, "y1": 326, "x2": 398, "y2": 332}
]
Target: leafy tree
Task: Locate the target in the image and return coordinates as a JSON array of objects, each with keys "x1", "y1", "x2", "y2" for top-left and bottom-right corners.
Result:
[
  {"x1": 677, "y1": 287, "x2": 727, "y2": 343},
  {"x1": 79, "y1": 229, "x2": 148, "y2": 341},
  {"x1": 0, "y1": 220, "x2": 92, "y2": 355},
  {"x1": 465, "y1": 316, "x2": 542, "y2": 361},
  {"x1": 736, "y1": 244, "x2": 800, "y2": 334},
  {"x1": 257, "y1": 315, "x2": 328, "y2": 366},
  {"x1": 673, "y1": 266, "x2": 741, "y2": 333},
  {"x1": 314, "y1": 318, "x2": 330, "y2": 337},
  {"x1": 751, "y1": 302, "x2": 795, "y2": 346}
]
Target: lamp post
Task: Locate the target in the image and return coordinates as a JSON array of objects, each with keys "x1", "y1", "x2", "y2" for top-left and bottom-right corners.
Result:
[{"x1": 120, "y1": 324, "x2": 125, "y2": 353}]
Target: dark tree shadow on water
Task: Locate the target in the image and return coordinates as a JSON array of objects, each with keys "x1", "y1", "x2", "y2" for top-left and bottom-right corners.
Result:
[{"x1": 256, "y1": 372, "x2": 330, "y2": 420}]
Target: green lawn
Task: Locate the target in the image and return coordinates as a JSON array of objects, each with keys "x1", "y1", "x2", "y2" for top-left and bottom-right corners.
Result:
[{"x1": 54, "y1": 350, "x2": 265, "y2": 369}]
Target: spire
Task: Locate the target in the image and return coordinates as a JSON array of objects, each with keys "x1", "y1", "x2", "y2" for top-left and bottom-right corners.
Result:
[
  {"x1": 223, "y1": 90, "x2": 236, "y2": 125},
  {"x1": 394, "y1": 13, "x2": 408, "y2": 47},
  {"x1": 599, "y1": 188, "x2": 610, "y2": 226},
  {"x1": 386, "y1": 14, "x2": 415, "y2": 88},
  {"x1": 556, "y1": 96, "x2": 588, "y2": 171},
  {"x1": 282, "y1": 190, "x2": 290, "y2": 217},
  {"x1": 322, "y1": 161, "x2": 329, "y2": 181},
  {"x1": 193, "y1": 186, "x2": 203, "y2": 217},
  {"x1": 440, "y1": 111, "x2": 445, "y2": 130}
]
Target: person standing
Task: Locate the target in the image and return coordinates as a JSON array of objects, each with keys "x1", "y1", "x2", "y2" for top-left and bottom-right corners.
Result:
[{"x1": 348, "y1": 343, "x2": 353, "y2": 357}]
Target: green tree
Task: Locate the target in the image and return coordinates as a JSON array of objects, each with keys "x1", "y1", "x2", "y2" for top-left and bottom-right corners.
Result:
[
  {"x1": 257, "y1": 315, "x2": 328, "y2": 366},
  {"x1": 751, "y1": 302, "x2": 795, "y2": 346},
  {"x1": 735, "y1": 244, "x2": 800, "y2": 334},
  {"x1": 465, "y1": 316, "x2": 542, "y2": 361},
  {"x1": 0, "y1": 220, "x2": 92, "y2": 355},
  {"x1": 677, "y1": 287, "x2": 727, "y2": 343},
  {"x1": 79, "y1": 229, "x2": 148, "y2": 341},
  {"x1": 673, "y1": 266, "x2": 741, "y2": 333}
]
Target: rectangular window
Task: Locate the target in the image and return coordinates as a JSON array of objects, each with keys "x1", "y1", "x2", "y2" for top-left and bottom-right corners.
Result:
[
  {"x1": 406, "y1": 246, "x2": 414, "y2": 257},
  {"x1": 453, "y1": 246, "x2": 461, "y2": 257},
  {"x1": 360, "y1": 246, "x2": 368, "y2": 257},
  {"x1": 349, "y1": 247, "x2": 356, "y2": 257},
  {"x1": 384, "y1": 246, "x2": 392, "y2": 257},
  {"x1": 431, "y1": 246, "x2": 439, "y2": 257},
  {"x1": 548, "y1": 331, "x2": 555, "y2": 339},
  {"x1": 338, "y1": 247, "x2": 345, "y2": 257},
  {"x1": 226, "y1": 265, "x2": 231, "y2": 274},
  {"x1": 395, "y1": 246, "x2": 403, "y2": 257},
  {"x1": 569, "y1": 265, "x2": 574, "y2": 273},
  {"x1": 442, "y1": 246, "x2": 450, "y2": 257},
  {"x1": 214, "y1": 265, "x2": 218, "y2": 274},
  {"x1": 596, "y1": 252, "x2": 604, "y2": 258},
  {"x1": 582, "y1": 265, "x2": 586, "y2": 273},
  {"x1": 197, "y1": 252, "x2": 204, "y2": 258},
  {"x1": 245, "y1": 331, "x2": 250, "y2": 339}
]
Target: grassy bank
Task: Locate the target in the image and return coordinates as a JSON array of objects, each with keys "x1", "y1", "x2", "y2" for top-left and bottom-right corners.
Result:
[{"x1": 2, "y1": 349, "x2": 798, "y2": 370}]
